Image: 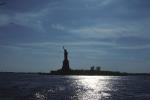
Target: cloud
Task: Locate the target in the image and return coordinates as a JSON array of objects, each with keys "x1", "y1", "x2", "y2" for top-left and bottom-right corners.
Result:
[
  {"x1": 0, "y1": 0, "x2": 114, "y2": 31},
  {"x1": 84, "y1": 0, "x2": 113, "y2": 8},
  {"x1": 52, "y1": 23, "x2": 150, "y2": 39},
  {"x1": 0, "y1": 14, "x2": 11, "y2": 26},
  {"x1": 70, "y1": 26, "x2": 124, "y2": 38},
  {"x1": 99, "y1": 0, "x2": 113, "y2": 6},
  {"x1": 1, "y1": 39, "x2": 150, "y2": 52},
  {"x1": 0, "y1": 2, "x2": 56, "y2": 32},
  {"x1": 51, "y1": 24, "x2": 65, "y2": 30},
  {"x1": 19, "y1": 41, "x2": 115, "y2": 47},
  {"x1": 1, "y1": 41, "x2": 113, "y2": 50},
  {"x1": 13, "y1": 12, "x2": 45, "y2": 32},
  {"x1": 117, "y1": 44, "x2": 150, "y2": 50},
  {"x1": 0, "y1": 12, "x2": 43, "y2": 32},
  {"x1": 0, "y1": 1, "x2": 150, "y2": 50}
]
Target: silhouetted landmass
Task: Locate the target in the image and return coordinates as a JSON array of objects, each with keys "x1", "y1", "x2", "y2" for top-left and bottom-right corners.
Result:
[
  {"x1": 1, "y1": 47, "x2": 149, "y2": 76},
  {"x1": 0, "y1": 72, "x2": 150, "y2": 76},
  {"x1": 48, "y1": 47, "x2": 150, "y2": 76},
  {"x1": 50, "y1": 69, "x2": 128, "y2": 76},
  {"x1": 36, "y1": 71, "x2": 150, "y2": 76},
  {"x1": 48, "y1": 47, "x2": 126, "y2": 75}
]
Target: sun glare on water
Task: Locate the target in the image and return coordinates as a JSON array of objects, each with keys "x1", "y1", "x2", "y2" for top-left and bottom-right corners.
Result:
[
  {"x1": 33, "y1": 76, "x2": 116, "y2": 100},
  {"x1": 71, "y1": 76, "x2": 113, "y2": 100}
]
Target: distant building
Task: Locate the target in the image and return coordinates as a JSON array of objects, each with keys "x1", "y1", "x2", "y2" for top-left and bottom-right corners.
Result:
[
  {"x1": 90, "y1": 66, "x2": 95, "y2": 71},
  {"x1": 96, "y1": 66, "x2": 101, "y2": 71}
]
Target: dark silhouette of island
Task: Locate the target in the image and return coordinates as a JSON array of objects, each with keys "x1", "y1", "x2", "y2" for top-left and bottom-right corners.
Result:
[
  {"x1": 1, "y1": 47, "x2": 149, "y2": 76},
  {"x1": 50, "y1": 47, "x2": 128, "y2": 76}
]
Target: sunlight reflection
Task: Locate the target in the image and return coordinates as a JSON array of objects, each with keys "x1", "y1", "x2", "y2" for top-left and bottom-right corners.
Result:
[
  {"x1": 35, "y1": 92, "x2": 47, "y2": 100},
  {"x1": 73, "y1": 76, "x2": 113, "y2": 100},
  {"x1": 33, "y1": 76, "x2": 119, "y2": 100}
]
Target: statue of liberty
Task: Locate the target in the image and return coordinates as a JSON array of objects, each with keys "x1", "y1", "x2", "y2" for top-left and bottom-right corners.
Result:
[{"x1": 62, "y1": 46, "x2": 70, "y2": 72}]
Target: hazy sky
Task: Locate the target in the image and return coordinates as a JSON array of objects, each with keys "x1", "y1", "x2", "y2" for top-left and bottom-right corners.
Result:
[{"x1": 0, "y1": 0, "x2": 150, "y2": 73}]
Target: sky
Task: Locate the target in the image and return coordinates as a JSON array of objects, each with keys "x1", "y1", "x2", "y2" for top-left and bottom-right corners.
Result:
[{"x1": 0, "y1": 0, "x2": 150, "y2": 73}]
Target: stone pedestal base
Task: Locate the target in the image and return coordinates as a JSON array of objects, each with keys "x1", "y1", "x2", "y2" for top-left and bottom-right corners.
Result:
[{"x1": 62, "y1": 59, "x2": 70, "y2": 72}]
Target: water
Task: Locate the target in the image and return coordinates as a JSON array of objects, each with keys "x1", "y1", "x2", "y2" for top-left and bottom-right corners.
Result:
[{"x1": 0, "y1": 73, "x2": 150, "y2": 100}]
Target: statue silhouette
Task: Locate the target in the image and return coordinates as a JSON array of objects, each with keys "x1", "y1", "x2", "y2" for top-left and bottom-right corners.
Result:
[
  {"x1": 62, "y1": 46, "x2": 70, "y2": 72},
  {"x1": 63, "y1": 46, "x2": 68, "y2": 60}
]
